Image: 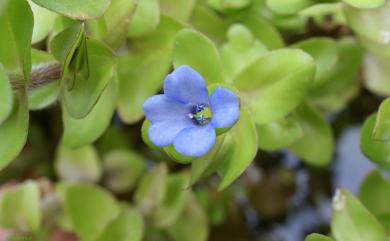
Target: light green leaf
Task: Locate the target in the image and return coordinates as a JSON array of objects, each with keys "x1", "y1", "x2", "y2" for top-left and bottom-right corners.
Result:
[
  {"x1": 28, "y1": 49, "x2": 60, "y2": 110},
  {"x1": 310, "y1": 38, "x2": 362, "y2": 112},
  {"x1": 0, "y1": 0, "x2": 33, "y2": 81},
  {"x1": 359, "y1": 170, "x2": 390, "y2": 217},
  {"x1": 190, "y1": 135, "x2": 226, "y2": 185},
  {"x1": 291, "y1": 38, "x2": 338, "y2": 87},
  {"x1": 266, "y1": 0, "x2": 314, "y2": 15},
  {"x1": 189, "y1": 3, "x2": 230, "y2": 45},
  {"x1": 62, "y1": 76, "x2": 117, "y2": 148},
  {"x1": 0, "y1": 64, "x2": 13, "y2": 125},
  {"x1": 160, "y1": 0, "x2": 195, "y2": 21},
  {"x1": 234, "y1": 49, "x2": 315, "y2": 124},
  {"x1": 102, "y1": 149, "x2": 146, "y2": 193},
  {"x1": 0, "y1": 181, "x2": 41, "y2": 232},
  {"x1": 217, "y1": 108, "x2": 258, "y2": 190},
  {"x1": 257, "y1": 113, "x2": 303, "y2": 151},
  {"x1": 167, "y1": 194, "x2": 208, "y2": 241},
  {"x1": 49, "y1": 23, "x2": 84, "y2": 82},
  {"x1": 62, "y1": 38, "x2": 115, "y2": 118},
  {"x1": 128, "y1": 0, "x2": 160, "y2": 38},
  {"x1": 29, "y1": 0, "x2": 57, "y2": 44},
  {"x1": 207, "y1": 0, "x2": 251, "y2": 11},
  {"x1": 96, "y1": 209, "x2": 144, "y2": 241},
  {"x1": 373, "y1": 98, "x2": 390, "y2": 141},
  {"x1": 31, "y1": 0, "x2": 111, "y2": 20},
  {"x1": 55, "y1": 144, "x2": 102, "y2": 183},
  {"x1": 101, "y1": 0, "x2": 138, "y2": 49},
  {"x1": 153, "y1": 173, "x2": 190, "y2": 227},
  {"x1": 361, "y1": 114, "x2": 390, "y2": 170},
  {"x1": 363, "y1": 53, "x2": 390, "y2": 97},
  {"x1": 239, "y1": 15, "x2": 284, "y2": 50},
  {"x1": 64, "y1": 183, "x2": 119, "y2": 241},
  {"x1": 141, "y1": 120, "x2": 163, "y2": 151},
  {"x1": 290, "y1": 102, "x2": 333, "y2": 166},
  {"x1": 0, "y1": 92, "x2": 29, "y2": 170},
  {"x1": 305, "y1": 234, "x2": 334, "y2": 241},
  {"x1": 221, "y1": 24, "x2": 268, "y2": 82},
  {"x1": 344, "y1": 2, "x2": 390, "y2": 45},
  {"x1": 117, "y1": 16, "x2": 184, "y2": 124},
  {"x1": 174, "y1": 29, "x2": 224, "y2": 84},
  {"x1": 331, "y1": 189, "x2": 386, "y2": 241},
  {"x1": 135, "y1": 163, "x2": 168, "y2": 217},
  {"x1": 343, "y1": 0, "x2": 385, "y2": 9}
]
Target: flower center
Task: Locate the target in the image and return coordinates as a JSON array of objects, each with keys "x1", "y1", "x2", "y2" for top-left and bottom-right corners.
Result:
[{"x1": 189, "y1": 104, "x2": 212, "y2": 125}]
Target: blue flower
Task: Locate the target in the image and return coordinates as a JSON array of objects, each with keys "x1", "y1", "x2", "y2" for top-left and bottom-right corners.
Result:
[{"x1": 143, "y1": 65, "x2": 240, "y2": 157}]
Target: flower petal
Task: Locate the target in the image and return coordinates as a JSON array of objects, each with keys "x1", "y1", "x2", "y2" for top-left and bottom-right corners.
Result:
[
  {"x1": 143, "y1": 94, "x2": 192, "y2": 124},
  {"x1": 210, "y1": 87, "x2": 240, "y2": 128},
  {"x1": 148, "y1": 119, "x2": 193, "y2": 147},
  {"x1": 173, "y1": 124, "x2": 216, "y2": 157},
  {"x1": 164, "y1": 65, "x2": 209, "y2": 105}
]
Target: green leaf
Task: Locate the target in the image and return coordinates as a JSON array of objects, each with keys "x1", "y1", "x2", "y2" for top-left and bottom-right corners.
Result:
[
  {"x1": 221, "y1": 24, "x2": 268, "y2": 82},
  {"x1": 291, "y1": 38, "x2": 338, "y2": 87},
  {"x1": 309, "y1": 38, "x2": 362, "y2": 112},
  {"x1": 62, "y1": 76, "x2": 117, "y2": 148},
  {"x1": 174, "y1": 29, "x2": 224, "y2": 84},
  {"x1": 135, "y1": 163, "x2": 168, "y2": 217},
  {"x1": 164, "y1": 145, "x2": 195, "y2": 164},
  {"x1": 239, "y1": 15, "x2": 284, "y2": 50},
  {"x1": 190, "y1": 135, "x2": 226, "y2": 185},
  {"x1": 0, "y1": 181, "x2": 41, "y2": 232},
  {"x1": 361, "y1": 114, "x2": 390, "y2": 170},
  {"x1": 373, "y1": 98, "x2": 390, "y2": 141},
  {"x1": 117, "y1": 16, "x2": 184, "y2": 124},
  {"x1": 100, "y1": 0, "x2": 138, "y2": 49},
  {"x1": 141, "y1": 120, "x2": 163, "y2": 151},
  {"x1": 189, "y1": 3, "x2": 230, "y2": 45},
  {"x1": 167, "y1": 194, "x2": 208, "y2": 241},
  {"x1": 331, "y1": 189, "x2": 386, "y2": 241},
  {"x1": 0, "y1": 64, "x2": 13, "y2": 125},
  {"x1": 96, "y1": 209, "x2": 144, "y2": 241},
  {"x1": 0, "y1": 0, "x2": 33, "y2": 81},
  {"x1": 217, "y1": 108, "x2": 258, "y2": 190},
  {"x1": 305, "y1": 234, "x2": 334, "y2": 241},
  {"x1": 207, "y1": 0, "x2": 251, "y2": 11},
  {"x1": 343, "y1": 0, "x2": 385, "y2": 9},
  {"x1": 28, "y1": 49, "x2": 60, "y2": 110},
  {"x1": 359, "y1": 170, "x2": 390, "y2": 217},
  {"x1": 29, "y1": 0, "x2": 57, "y2": 44},
  {"x1": 153, "y1": 173, "x2": 190, "y2": 227},
  {"x1": 62, "y1": 38, "x2": 115, "y2": 118},
  {"x1": 160, "y1": 0, "x2": 195, "y2": 21},
  {"x1": 290, "y1": 102, "x2": 334, "y2": 166},
  {"x1": 31, "y1": 0, "x2": 111, "y2": 20},
  {"x1": 64, "y1": 183, "x2": 119, "y2": 241},
  {"x1": 128, "y1": 0, "x2": 160, "y2": 38},
  {"x1": 0, "y1": 92, "x2": 29, "y2": 170},
  {"x1": 257, "y1": 113, "x2": 303, "y2": 151},
  {"x1": 55, "y1": 144, "x2": 102, "y2": 183},
  {"x1": 363, "y1": 53, "x2": 390, "y2": 96},
  {"x1": 102, "y1": 149, "x2": 146, "y2": 193},
  {"x1": 49, "y1": 23, "x2": 84, "y2": 81},
  {"x1": 344, "y1": 2, "x2": 390, "y2": 45},
  {"x1": 234, "y1": 49, "x2": 315, "y2": 124},
  {"x1": 266, "y1": 0, "x2": 314, "y2": 15}
]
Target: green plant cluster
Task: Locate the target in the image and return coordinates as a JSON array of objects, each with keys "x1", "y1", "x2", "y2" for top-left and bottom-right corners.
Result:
[{"x1": 0, "y1": 0, "x2": 390, "y2": 240}]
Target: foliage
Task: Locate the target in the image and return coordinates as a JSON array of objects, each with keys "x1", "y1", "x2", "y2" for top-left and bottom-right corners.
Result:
[{"x1": 0, "y1": 0, "x2": 390, "y2": 240}]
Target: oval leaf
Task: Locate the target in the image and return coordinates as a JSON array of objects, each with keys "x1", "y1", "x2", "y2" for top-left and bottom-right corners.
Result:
[
  {"x1": 234, "y1": 49, "x2": 315, "y2": 124},
  {"x1": 0, "y1": 92, "x2": 29, "y2": 170},
  {"x1": 331, "y1": 189, "x2": 386, "y2": 241},
  {"x1": 127, "y1": 0, "x2": 160, "y2": 38},
  {"x1": 217, "y1": 108, "x2": 258, "y2": 190},
  {"x1": 31, "y1": 0, "x2": 110, "y2": 20},
  {"x1": 174, "y1": 29, "x2": 223, "y2": 84}
]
